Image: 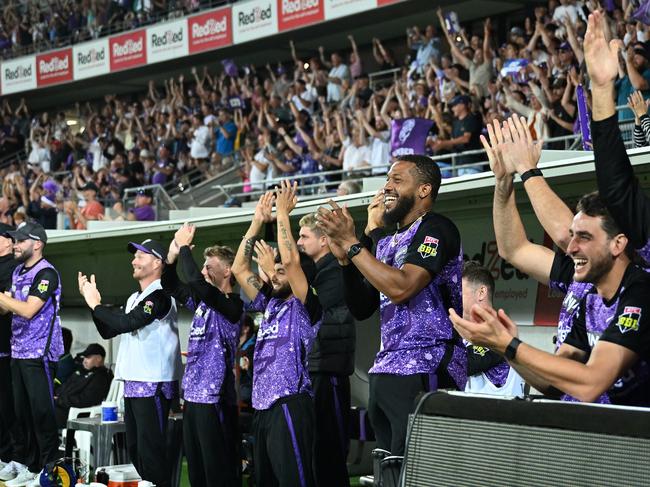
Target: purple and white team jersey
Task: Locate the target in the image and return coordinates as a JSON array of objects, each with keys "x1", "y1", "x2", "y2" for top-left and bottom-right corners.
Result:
[
  {"x1": 551, "y1": 251, "x2": 650, "y2": 404},
  {"x1": 247, "y1": 286, "x2": 322, "y2": 410},
  {"x1": 182, "y1": 298, "x2": 240, "y2": 404},
  {"x1": 10, "y1": 258, "x2": 63, "y2": 362},
  {"x1": 124, "y1": 380, "x2": 178, "y2": 399},
  {"x1": 372, "y1": 212, "x2": 466, "y2": 389}
]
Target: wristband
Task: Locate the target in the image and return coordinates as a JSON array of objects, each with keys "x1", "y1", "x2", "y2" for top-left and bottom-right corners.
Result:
[
  {"x1": 520, "y1": 168, "x2": 543, "y2": 183},
  {"x1": 504, "y1": 337, "x2": 522, "y2": 360}
]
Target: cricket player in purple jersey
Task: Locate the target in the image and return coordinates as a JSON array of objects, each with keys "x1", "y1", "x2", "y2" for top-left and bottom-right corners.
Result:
[
  {"x1": 232, "y1": 181, "x2": 322, "y2": 487},
  {"x1": 318, "y1": 154, "x2": 466, "y2": 457}
]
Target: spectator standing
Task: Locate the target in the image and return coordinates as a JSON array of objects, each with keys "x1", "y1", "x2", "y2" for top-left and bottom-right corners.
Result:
[
  {"x1": 327, "y1": 52, "x2": 351, "y2": 104},
  {"x1": 616, "y1": 43, "x2": 650, "y2": 121}
]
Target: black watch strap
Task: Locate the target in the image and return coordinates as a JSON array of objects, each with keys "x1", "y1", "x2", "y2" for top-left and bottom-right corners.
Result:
[
  {"x1": 520, "y1": 168, "x2": 543, "y2": 183},
  {"x1": 504, "y1": 337, "x2": 522, "y2": 360},
  {"x1": 346, "y1": 242, "x2": 363, "y2": 260}
]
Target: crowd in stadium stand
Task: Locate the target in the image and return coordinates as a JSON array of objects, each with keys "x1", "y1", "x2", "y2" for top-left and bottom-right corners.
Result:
[
  {"x1": 0, "y1": 0, "x2": 209, "y2": 57},
  {"x1": 2, "y1": 0, "x2": 650, "y2": 229}
]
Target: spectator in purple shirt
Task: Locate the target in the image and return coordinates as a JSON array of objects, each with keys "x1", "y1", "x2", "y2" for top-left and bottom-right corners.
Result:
[{"x1": 129, "y1": 189, "x2": 156, "y2": 222}]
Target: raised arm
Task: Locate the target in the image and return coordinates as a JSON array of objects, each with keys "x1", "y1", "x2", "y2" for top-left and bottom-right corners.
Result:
[
  {"x1": 482, "y1": 118, "x2": 555, "y2": 285},
  {"x1": 274, "y1": 180, "x2": 310, "y2": 303},
  {"x1": 505, "y1": 116, "x2": 575, "y2": 250},
  {"x1": 232, "y1": 192, "x2": 275, "y2": 301},
  {"x1": 587, "y1": 11, "x2": 650, "y2": 248}
]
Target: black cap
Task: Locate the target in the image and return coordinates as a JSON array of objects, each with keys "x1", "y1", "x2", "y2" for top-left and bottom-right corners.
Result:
[
  {"x1": 127, "y1": 238, "x2": 167, "y2": 262},
  {"x1": 6, "y1": 221, "x2": 47, "y2": 244},
  {"x1": 81, "y1": 182, "x2": 99, "y2": 193},
  {"x1": 450, "y1": 94, "x2": 471, "y2": 107},
  {"x1": 0, "y1": 223, "x2": 14, "y2": 236},
  {"x1": 79, "y1": 343, "x2": 106, "y2": 358}
]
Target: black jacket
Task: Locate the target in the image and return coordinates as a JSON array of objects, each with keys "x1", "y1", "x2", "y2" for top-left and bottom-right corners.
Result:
[
  {"x1": 308, "y1": 253, "x2": 356, "y2": 376},
  {"x1": 0, "y1": 253, "x2": 18, "y2": 356},
  {"x1": 56, "y1": 365, "x2": 113, "y2": 409}
]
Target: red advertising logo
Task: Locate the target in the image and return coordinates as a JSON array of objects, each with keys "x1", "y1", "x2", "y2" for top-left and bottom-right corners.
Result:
[
  {"x1": 376, "y1": 0, "x2": 402, "y2": 6},
  {"x1": 188, "y1": 8, "x2": 232, "y2": 53},
  {"x1": 277, "y1": 0, "x2": 323, "y2": 31},
  {"x1": 36, "y1": 48, "x2": 73, "y2": 87},
  {"x1": 110, "y1": 30, "x2": 147, "y2": 72}
]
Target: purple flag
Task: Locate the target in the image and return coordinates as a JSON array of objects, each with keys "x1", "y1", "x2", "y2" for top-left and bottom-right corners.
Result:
[
  {"x1": 576, "y1": 84, "x2": 592, "y2": 150},
  {"x1": 221, "y1": 59, "x2": 238, "y2": 78},
  {"x1": 390, "y1": 118, "x2": 434, "y2": 157},
  {"x1": 632, "y1": 0, "x2": 650, "y2": 24},
  {"x1": 500, "y1": 59, "x2": 529, "y2": 83},
  {"x1": 444, "y1": 12, "x2": 461, "y2": 34}
]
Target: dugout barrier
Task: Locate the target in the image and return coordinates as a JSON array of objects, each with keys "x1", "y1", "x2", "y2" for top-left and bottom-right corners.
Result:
[{"x1": 401, "y1": 391, "x2": 650, "y2": 487}]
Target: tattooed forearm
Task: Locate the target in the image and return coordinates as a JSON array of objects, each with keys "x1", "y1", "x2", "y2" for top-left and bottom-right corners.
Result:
[
  {"x1": 278, "y1": 221, "x2": 293, "y2": 252},
  {"x1": 243, "y1": 237, "x2": 256, "y2": 259},
  {"x1": 246, "y1": 275, "x2": 263, "y2": 290}
]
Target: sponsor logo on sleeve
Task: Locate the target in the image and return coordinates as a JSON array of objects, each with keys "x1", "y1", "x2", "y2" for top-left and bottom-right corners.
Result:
[
  {"x1": 37, "y1": 280, "x2": 49, "y2": 293},
  {"x1": 617, "y1": 306, "x2": 641, "y2": 334},
  {"x1": 143, "y1": 300, "x2": 154, "y2": 315},
  {"x1": 417, "y1": 236, "x2": 439, "y2": 259}
]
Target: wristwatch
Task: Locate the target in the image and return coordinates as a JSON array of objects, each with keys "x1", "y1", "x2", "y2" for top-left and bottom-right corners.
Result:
[
  {"x1": 504, "y1": 337, "x2": 522, "y2": 360},
  {"x1": 346, "y1": 242, "x2": 363, "y2": 260}
]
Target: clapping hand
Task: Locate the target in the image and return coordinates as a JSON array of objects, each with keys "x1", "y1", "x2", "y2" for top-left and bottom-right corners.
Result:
[{"x1": 274, "y1": 180, "x2": 298, "y2": 216}]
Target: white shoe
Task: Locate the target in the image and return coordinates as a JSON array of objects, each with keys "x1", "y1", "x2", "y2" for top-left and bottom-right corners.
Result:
[
  {"x1": 5, "y1": 469, "x2": 37, "y2": 487},
  {"x1": 0, "y1": 461, "x2": 23, "y2": 481}
]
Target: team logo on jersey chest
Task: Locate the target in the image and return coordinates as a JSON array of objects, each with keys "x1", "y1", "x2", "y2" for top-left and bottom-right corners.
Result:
[
  {"x1": 418, "y1": 236, "x2": 439, "y2": 259},
  {"x1": 617, "y1": 306, "x2": 642, "y2": 334},
  {"x1": 37, "y1": 280, "x2": 49, "y2": 293}
]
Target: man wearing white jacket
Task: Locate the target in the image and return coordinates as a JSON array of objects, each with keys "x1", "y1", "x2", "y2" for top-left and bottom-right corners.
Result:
[{"x1": 78, "y1": 239, "x2": 181, "y2": 487}]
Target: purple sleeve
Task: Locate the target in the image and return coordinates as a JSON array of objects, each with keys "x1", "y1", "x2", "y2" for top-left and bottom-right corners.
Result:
[
  {"x1": 245, "y1": 288, "x2": 269, "y2": 313},
  {"x1": 130, "y1": 205, "x2": 156, "y2": 221}
]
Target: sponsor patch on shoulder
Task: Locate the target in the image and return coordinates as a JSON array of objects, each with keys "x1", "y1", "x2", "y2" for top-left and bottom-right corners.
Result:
[
  {"x1": 37, "y1": 279, "x2": 49, "y2": 293},
  {"x1": 417, "y1": 236, "x2": 439, "y2": 259},
  {"x1": 617, "y1": 306, "x2": 642, "y2": 334},
  {"x1": 143, "y1": 300, "x2": 154, "y2": 315}
]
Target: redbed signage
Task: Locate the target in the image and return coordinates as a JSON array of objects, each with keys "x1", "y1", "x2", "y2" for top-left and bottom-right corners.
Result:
[
  {"x1": 324, "y1": 0, "x2": 375, "y2": 19},
  {"x1": 73, "y1": 39, "x2": 110, "y2": 80},
  {"x1": 110, "y1": 30, "x2": 147, "y2": 72},
  {"x1": 1, "y1": 57, "x2": 36, "y2": 94},
  {"x1": 376, "y1": 0, "x2": 402, "y2": 5},
  {"x1": 36, "y1": 48, "x2": 73, "y2": 87},
  {"x1": 277, "y1": 0, "x2": 323, "y2": 32},
  {"x1": 232, "y1": 0, "x2": 278, "y2": 44},
  {"x1": 188, "y1": 8, "x2": 232, "y2": 53},
  {"x1": 147, "y1": 19, "x2": 188, "y2": 64}
]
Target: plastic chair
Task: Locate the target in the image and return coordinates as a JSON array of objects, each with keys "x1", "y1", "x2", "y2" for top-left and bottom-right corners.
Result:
[{"x1": 63, "y1": 379, "x2": 124, "y2": 468}]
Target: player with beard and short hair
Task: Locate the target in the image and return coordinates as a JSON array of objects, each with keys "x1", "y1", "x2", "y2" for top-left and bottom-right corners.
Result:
[
  {"x1": 451, "y1": 190, "x2": 650, "y2": 406},
  {"x1": 317, "y1": 154, "x2": 466, "y2": 457},
  {"x1": 485, "y1": 114, "x2": 650, "y2": 404},
  {"x1": 0, "y1": 222, "x2": 63, "y2": 486},
  {"x1": 232, "y1": 181, "x2": 322, "y2": 487},
  {"x1": 79, "y1": 239, "x2": 182, "y2": 487}
]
